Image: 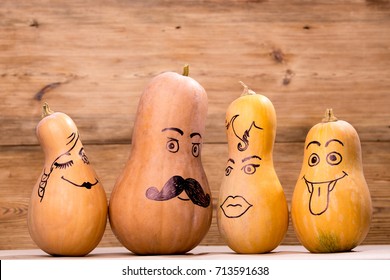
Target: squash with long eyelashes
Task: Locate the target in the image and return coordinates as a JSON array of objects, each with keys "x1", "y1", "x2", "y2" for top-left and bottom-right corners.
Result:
[
  {"x1": 109, "y1": 65, "x2": 212, "y2": 255},
  {"x1": 27, "y1": 103, "x2": 108, "y2": 256},
  {"x1": 217, "y1": 82, "x2": 288, "y2": 253},
  {"x1": 291, "y1": 109, "x2": 372, "y2": 253}
]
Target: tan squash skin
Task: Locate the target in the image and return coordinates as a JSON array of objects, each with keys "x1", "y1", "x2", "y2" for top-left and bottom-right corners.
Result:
[
  {"x1": 109, "y1": 66, "x2": 212, "y2": 255},
  {"x1": 217, "y1": 83, "x2": 288, "y2": 254},
  {"x1": 28, "y1": 104, "x2": 108, "y2": 256},
  {"x1": 291, "y1": 109, "x2": 372, "y2": 253}
]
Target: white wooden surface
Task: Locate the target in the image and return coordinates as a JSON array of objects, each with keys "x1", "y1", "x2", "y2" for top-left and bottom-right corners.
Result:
[{"x1": 1, "y1": 245, "x2": 389, "y2": 260}]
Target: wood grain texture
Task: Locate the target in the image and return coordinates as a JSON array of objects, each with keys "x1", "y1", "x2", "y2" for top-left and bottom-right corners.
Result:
[
  {"x1": 1, "y1": 142, "x2": 389, "y2": 249},
  {"x1": 1, "y1": 0, "x2": 389, "y2": 146},
  {"x1": 0, "y1": 0, "x2": 389, "y2": 250}
]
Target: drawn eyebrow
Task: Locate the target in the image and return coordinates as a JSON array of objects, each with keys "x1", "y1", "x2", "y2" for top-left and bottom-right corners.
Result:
[
  {"x1": 306, "y1": 141, "x2": 321, "y2": 149},
  {"x1": 190, "y1": 132, "x2": 202, "y2": 138},
  {"x1": 242, "y1": 155, "x2": 262, "y2": 162},
  {"x1": 161, "y1": 127, "x2": 184, "y2": 135},
  {"x1": 66, "y1": 132, "x2": 76, "y2": 145},
  {"x1": 325, "y1": 138, "x2": 344, "y2": 147},
  {"x1": 227, "y1": 158, "x2": 235, "y2": 164},
  {"x1": 66, "y1": 132, "x2": 80, "y2": 150}
]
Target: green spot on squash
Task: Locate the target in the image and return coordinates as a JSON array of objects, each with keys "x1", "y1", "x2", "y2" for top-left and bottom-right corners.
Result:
[{"x1": 318, "y1": 232, "x2": 340, "y2": 253}]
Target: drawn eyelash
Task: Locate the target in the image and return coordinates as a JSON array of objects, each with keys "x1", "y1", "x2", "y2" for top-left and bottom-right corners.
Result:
[{"x1": 54, "y1": 160, "x2": 74, "y2": 169}]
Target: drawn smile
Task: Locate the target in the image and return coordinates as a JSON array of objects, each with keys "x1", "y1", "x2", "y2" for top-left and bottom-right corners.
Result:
[
  {"x1": 303, "y1": 171, "x2": 348, "y2": 215},
  {"x1": 61, "y1": 176, "x2": 99, "y2": 189},
  {"x1": 220, "y1": 195, "x2": 253, "y2": 218}
]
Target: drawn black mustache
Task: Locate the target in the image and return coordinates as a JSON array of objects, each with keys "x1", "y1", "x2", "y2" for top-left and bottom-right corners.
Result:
[{"x1": 145, "y1": 176, "x2": 210, "y2": 208}]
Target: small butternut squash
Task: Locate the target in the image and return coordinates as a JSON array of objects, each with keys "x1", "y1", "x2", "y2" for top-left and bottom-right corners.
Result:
[
  {"x1": 28, "y1": 103, "x2": 107, "y2": 256},
  {"x1": 291, "y1": 109, "x2": 372, "y2": 253},
  {"x1": 217, "y1": 82, "x2": 288, "y2": 253},
  {"x1": 109, "y1": 65, "x2": 212, "y2": 255}
]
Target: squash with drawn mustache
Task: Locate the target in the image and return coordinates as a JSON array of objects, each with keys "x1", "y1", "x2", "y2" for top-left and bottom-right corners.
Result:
[
  {"x1": 217, "y1": 82, "x2": 288, "y2": 253},
  {"x1": 109, "y1": 65, "x2": 212, "y2": 255},
  {"x1": 28, "y1": 103, "x2": 107, "y2": 256},
  {"x1": 291, "y1": 109, "x2": 372, "y2": 253}
]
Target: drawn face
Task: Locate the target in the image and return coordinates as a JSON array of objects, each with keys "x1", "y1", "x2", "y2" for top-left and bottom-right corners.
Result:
[
  {"x1": 303, "y1": 138, "x2": 348, "y2": 215},
  {"x1": 220, "y1": 114, "x2": 263, "y2": 218},
  {"x1": 145, "y1": 127, "x2": 210, "y2": 208},
  {"x1": 38, "y1": 132, "x2": 98, "y2": 202},
  {"x1": 220, "y1": 155, "x2": 261, "y2": 218}
]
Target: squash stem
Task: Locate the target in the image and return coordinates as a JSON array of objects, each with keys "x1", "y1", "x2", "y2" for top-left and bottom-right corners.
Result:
[
  {"x1": 322, "y1": 108, "x2": 338, "y2": 122},
  {"x1": 239, "y1": 81, "x2": 256, "y2": 96},
  {"x1": 182, "y1": 64, "x2": 189, "y2": 76},
  {"x1": 42, "y1": 102, "x2": 54, "y2": 118}
]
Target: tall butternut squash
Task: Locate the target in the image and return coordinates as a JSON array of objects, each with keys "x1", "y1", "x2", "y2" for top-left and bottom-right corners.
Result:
[
  {"x1": 217, "y1": 82, "x2": 288, "y2": 253},
  {"x1": 109, "y1": 65, "x2": 212, "y2": 255}
]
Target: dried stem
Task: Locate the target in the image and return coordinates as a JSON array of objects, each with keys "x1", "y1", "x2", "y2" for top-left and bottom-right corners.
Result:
[
  {"x1": 42, "y1": 102, "x2": 54, "y2": 118},
  {"x1": 239, "y1": 81, "x2": 256, "y2": 96},
  {"x1": 322, "y1": 108, "x2": 338, "y2": 122},
  {"x1": 182, "y1": 64, "x2": 189, "y2": 76}
]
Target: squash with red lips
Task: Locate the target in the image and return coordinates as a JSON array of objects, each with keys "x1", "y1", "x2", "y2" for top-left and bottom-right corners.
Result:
[
  {"x1": 291, "y1": 109, "x2": 372, "y2": 253},
  {"x1": 109, "y1": 65, "x2": 212, "y2": 255},
  {"x1": 28, "y1": 103, "x2": 108, "y2": 256},
  {"x1": 217, "y1": 82, "x2": 288, "y2": 253}
]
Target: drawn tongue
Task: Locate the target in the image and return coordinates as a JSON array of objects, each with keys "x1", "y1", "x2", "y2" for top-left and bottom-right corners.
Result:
[{"x1": 308, "y1": 180, "x2": 336, "y2": 215}]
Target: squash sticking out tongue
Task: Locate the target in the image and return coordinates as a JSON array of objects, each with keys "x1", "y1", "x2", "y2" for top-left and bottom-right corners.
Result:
[{"x1": 291, "y1": 109, "x2": 372, "y2": 253}]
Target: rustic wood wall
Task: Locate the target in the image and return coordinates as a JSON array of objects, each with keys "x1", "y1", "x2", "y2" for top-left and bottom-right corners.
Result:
[{"x1": 1, "y1": 0, "x2": 389, "y2": 250}]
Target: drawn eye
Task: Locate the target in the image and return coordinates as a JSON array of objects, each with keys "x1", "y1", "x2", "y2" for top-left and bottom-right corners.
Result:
[
  {"x1": 241, "y1": 164, "x2": 260, "y2": 175},
  {"x1": 166, "y1": 138, "x2": 179, "y2": 153},
  {"x1": 54, "y1": 160, "x2": 74, "y2": 169},
  {"x1": 308, "y1": 153, "x2": 320, "y2": 167},
  {"x1": 225, "y1": 166, "x2": 233, "y2": 176},
  {"x1": 327, "y1": 151, "x2": 342, "y2": 165},
  {"x1": 79, "y1": 148, "x2": 90, "y2": 164},
  {"x1": 192, "y1": 143, "x2": 200, "y2": 157}
]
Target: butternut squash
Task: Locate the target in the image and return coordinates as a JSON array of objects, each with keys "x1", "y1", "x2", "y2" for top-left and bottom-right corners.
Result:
[
  {"x1": 291, "y1": 109, "x2": 372, "y2": 253},
  {"x1": 109, "y1": 65, "x2": 212, "y2": 255},
  {"x1": 217, "y1": 82, "x2": 288, "y2": 253},
  {"x1": 28, "y1": 103, "x2": 107, "y2": 256}
]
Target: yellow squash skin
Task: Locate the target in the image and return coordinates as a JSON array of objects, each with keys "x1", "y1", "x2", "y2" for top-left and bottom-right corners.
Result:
[
  {"x1": 109, "y1": 66, "x2": 212, "y2": 255},
  {"x1": 291, "y1": 109, "x2": 372, "y2": 253},
  {"x1": 217, "y1": 83, "x2": 288, "y2": 254},
  {"x1": 28, "y1": 104, "x2": 108, "y2": 256}
]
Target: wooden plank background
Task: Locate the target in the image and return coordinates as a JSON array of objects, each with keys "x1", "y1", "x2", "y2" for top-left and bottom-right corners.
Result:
[{"x1": 0, "y1": 0, "x2": 389, "y2": 250}]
